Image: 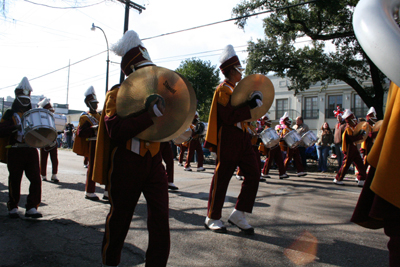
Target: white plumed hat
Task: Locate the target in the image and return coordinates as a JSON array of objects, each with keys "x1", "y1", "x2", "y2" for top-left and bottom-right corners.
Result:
[
  {"x1": 38, "y1": 97, "x2": 51, "y2": 108},
  {"x1": 15, "y1": 77, "x2": 33, "y2": 95},
  {"x1": 84, "y1": 86, "x2": 99, "y2": 103},
  {"x1": 219, "y1": 45, "x2": 243, "y2": 75},
  {"x1": 342, "y1": 109, "x2": 354, "y2": 120},
  {"x1": 367, "y1": 106, "x2": 376, "y2": 116}
]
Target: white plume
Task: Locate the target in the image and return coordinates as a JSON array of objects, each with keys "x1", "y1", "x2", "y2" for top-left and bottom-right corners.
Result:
[
  {"x1": 219, "y1": 44, "x2": 237, "y2": 64},
  {"x1": 16, "y1": 77, "x2": 33, "y2": 92},
  {"x1": 38, "y1": 97, "x2": 50, "y2": 108},
  {"x1": 111, "y1": 30, "x2": 144, "y2": 57},
  {"x1": 84, "y1": 86, "x2": 96, "y2": 97}
]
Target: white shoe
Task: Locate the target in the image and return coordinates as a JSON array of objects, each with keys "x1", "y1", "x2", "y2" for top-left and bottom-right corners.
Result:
[
  {"x1": 178, "y1": 163, "x2": 183, "y2": 167},
  {"x1": 228, "y1": 209, "x2": 254, "y2": 235},
  {"x1": 261, "y1": 174, "x2": 271, "y2": 178},
  {"x1": 103, "y1": 190, "x2": 109, "y2": 200},
  {"x1": 168, "y1": 182, "x2": 179, "y2": 190},
  {"x1": 297, "y1": 172, "x2": 307, "y2": 177},
  {"x1": 85, "y1": 192, "x2": 99, "y2": 201},
  {"x1": 25, "y1": 207, "x2": 43, "y2": 218},
  {"x1": 197, "y1": 167, "x2": 205, "y2": 172},
  {"x1": 41, "y1": 175, "x2": 47, "y2": 181},
  {"x1": 357, "y1": 180, "x2": 365, "y2": 187},
  {"x1": 51, "y1": 174, "x2": 59, "y2": 183},
  {"x1": 236, "y1": 175, "x2": 243, "y2": 181},
  {"x1": 84, "y1": 165, "x2": 88, "y2": 168},
  {"x1": 333, "y1": 178, "x2": 344, "y2": 185},
  {"x1": 279, "y1": 173, "x2": 289, "y2": 179},
  {"x1": 204, "y1": 217, "x2": 227, "y2": 233},
  {"x1": 184, "y1": 167, "x2": 192, "y2": 171}
]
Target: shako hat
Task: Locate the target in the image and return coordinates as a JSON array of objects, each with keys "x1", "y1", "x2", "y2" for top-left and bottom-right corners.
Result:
[
  {"x1": 342, "y1": 109, "x2": 354, "y2": 121},
  {"x1": 111, "y1": 30, "x2": 153, "y2": 76},
  {"x1": 219, "y1": 45, "x2": 243, "y2": 75},
  {"x1": 15, "y1": 77, "x2": 33, "y2": 97},
  {"x1": 37, "y1": 97, "x2": 53, "y2": 110},
  {"x1": 84, "y1": 86, "x2": 99, "y2": 104}
]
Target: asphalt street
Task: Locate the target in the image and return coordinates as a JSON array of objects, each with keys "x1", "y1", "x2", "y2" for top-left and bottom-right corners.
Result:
[{"x1": 0, "y1": 149, "x2": 390, "y2": 267}]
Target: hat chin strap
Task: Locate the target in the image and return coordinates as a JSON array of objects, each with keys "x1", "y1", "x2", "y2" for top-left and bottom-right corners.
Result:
[{"x1": 17, "y1": 96, "x2": 31, "y2": 107}]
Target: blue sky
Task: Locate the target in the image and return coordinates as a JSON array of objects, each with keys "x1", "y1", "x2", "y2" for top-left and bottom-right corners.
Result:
[{"x1": 0, "y1": 0, "x2": 269, "y2": 111}]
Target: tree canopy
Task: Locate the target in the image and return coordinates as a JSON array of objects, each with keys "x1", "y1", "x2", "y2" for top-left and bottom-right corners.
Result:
[
  {"x1": 233, "y1": 0, "x2": 389, "y2": 119},
  {"x1": 175, "y1": 58, "x2": 220, "y2": 122}
]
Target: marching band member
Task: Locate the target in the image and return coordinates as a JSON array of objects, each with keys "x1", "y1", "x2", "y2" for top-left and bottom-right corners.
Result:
[
  {"x1": 177, "y1": 143, "x2": 187, "y2": 166},
  {"x1": 0, "y1": 77, "x2": 42, "y2": 218},
  {"x1": 204, "y1": 45, "x2": 261, "y2": 234},
  {"x1": 160, "y1": 141, "x2": 179, "y2": 190},
  {"x1": 278, "y1": 112, "x2": 307, "y2": 177},
  {"x1": 351, "y1": 82, "x2": 400, "y2": 266},
  {"x1": 37, "y1": 98, "x2": 59, "y2": 183},
  {"x1": 184, "y1": 112, "x2": 205, "y2": 172},
  {"x1": 73, "y1": 86, "x2": 101, "y2": 201},
  {"x1": 333, "y1": 106, "x2": 346, "y2": 172},
  {"x1": 334, "y1": 109, "x2": 367, "y2": 186},
  {"x1": 360, "y1": 107, "x2": 378, "y2": 168},
  {"x1": 92, "y1": 30, "x2": 170, "y2": 267},
  {"x1": 259, "y1": 114, "x2": 288, "y2": 179}
]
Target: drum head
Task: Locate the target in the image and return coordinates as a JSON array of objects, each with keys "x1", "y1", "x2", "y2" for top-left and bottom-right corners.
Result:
[{"x1": 25, "y1": 127, "x2": 57, "y2": 148}]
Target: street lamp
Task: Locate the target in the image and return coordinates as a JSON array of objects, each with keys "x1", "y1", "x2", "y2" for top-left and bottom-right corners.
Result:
[{"x1": 91, "y1": 23, "x2": 110, "y2": 95}]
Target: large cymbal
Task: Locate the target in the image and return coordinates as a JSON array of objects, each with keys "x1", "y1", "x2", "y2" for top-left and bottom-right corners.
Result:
[
  {"x1": 231, "y1": 74, "x2": 275, "y2": 121},
  {"x1": 353, "y1": 121, "x2": 370, "y2": 144},
  {"x1": 116, "y1": 66, "x2": 197, "y2": 142},
  {"x1": 372, "y1": 120, "x2": 383, "y2": 132}
]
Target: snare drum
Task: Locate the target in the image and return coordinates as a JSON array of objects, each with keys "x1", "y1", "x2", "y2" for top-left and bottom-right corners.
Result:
[
  {"x1": 173, "y1": 128, "x2": 193, "y2": 145},
  {"x1": 195, "y1": 122, "x2": 208, "y2": 136},
  {"x1": 22, "y1": 108, "x2": 57, "y2": 148},
  {"x1": 259, "y1": 128, "x2": 280, "y2": 148},
  {"x1": 283, "y1": 130, "x2": 301, "y2": 148},
  {"x1": 301, "y1": 131, "x2": 318, "y2": 147}
]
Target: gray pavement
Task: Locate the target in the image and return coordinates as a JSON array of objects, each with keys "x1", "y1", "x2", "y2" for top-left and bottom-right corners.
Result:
[{"x1": 0, "y1": 149, "x2": 389, "y2": 266}]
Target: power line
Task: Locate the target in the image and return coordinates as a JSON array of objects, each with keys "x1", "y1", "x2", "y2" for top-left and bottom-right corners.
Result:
[{"x1": 23, "y1": 0, "x2": 106, "y2": 9}]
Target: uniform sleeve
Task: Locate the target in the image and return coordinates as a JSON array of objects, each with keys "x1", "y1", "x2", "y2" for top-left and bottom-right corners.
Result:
[
  {"x1": 76, "y1": 116, "x2": 94, "y2": 138},
  {"x1": 216, "y1": 85, "x2": 251, "y2": 125},
  {"x1": 103, "y1": 89, "x2": 154, "y2": 141},
  {"x1": 0, "y1": 117, "x2": 17, "y2": 138}
]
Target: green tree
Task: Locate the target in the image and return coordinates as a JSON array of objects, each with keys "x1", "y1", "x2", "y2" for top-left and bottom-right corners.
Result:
[
  {"x1": 175, "y1": 58, "x2": 220, "y2": 122},
  {"x1": 233, "y1": 0, "x2": 388, "y2": 119}
]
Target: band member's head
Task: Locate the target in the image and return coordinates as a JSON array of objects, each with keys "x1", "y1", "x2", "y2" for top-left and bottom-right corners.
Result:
[
  {"x1": 262, "y1": 114, "x2": 272, "y2": 127},
  {"x1": 192, "y1": 111, "x2": 199, "y2": 125},
  {"x1": 279, "y1": 112, "x2": 291, "y2": 127},
  {"x1": 37, "y1": 97, "x2": 54, "y2": 112},
  {"x1": 13, "y1": 77, "x2": 32, "y2": 112},
  {"x1": 366, "y1": 106, "x2": 377, "y2": 124},
  {"x1": 84, "y1": 86, "x2": 99, "y2": 111},
  {"x1": 219, "y1": 45, "x2": 243, "y2": 83},
  {"x1": 342, "y1": 109, "x2": 357, "y2": 127},
  {"x1": 111, "y1": 30, "x2": 154, "y2": 76}
]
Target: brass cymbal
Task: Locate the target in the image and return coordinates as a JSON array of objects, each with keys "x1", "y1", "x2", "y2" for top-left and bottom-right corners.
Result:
[
  {"x1": 372, "y1": 120, "x2": 383, "y2": 132},
  {"x1": 353, "y1": 121, "x2": 370, "y2": 144},
  {"x1": 231, "y1": 74, "x2": 275, "y2": 121},
  {"x1": 116, "y1": 66, "x2": 197, "y2": 142}
]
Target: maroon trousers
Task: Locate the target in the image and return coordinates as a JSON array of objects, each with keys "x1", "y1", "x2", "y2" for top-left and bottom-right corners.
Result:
[
  {"x1": 283, "y1": 147, "x2": 304, "y2": 173},
  {"x1": 85, "y1": 141, "x2": 97, "y2": 193},
  {"x1": 237, "y1": 145, "x2": 261, "y2": 176},
  {"x1": 336, "y1": 144, "x2": 366, "y2": 181},
  {"x1": 160, "y1": 142, "x2": 174, "y2": 183},
  {"x1": 40, "y1": 146, "x2": 58, "y2": 176},
  {"x1": 102, "y1": 148, "x2": 170, "y2": 267},
  {"x1": 207, "y1": 126, "x2": 259, "y2": 219},
  {"x1": 7, "y1": 147, "x2": 41, "y2": 211},
  {"x1": 178, "y1": 144, "x2": 187, "y2": 164},
  {"x1": 262, "y1": 145, "x2": 286, "y2": 176},
  {"x1": 185, "y1": 138, "x2": 204, "y2": 168}
]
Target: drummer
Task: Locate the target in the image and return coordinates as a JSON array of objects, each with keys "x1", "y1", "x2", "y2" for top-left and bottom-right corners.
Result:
[
  {"x1": 293, "y1": 116, "x2": 309, "y2": 170},
  {"x1": 360, "y1": 107, "x2": 378, "y2": 168},
  {"x1": 92, "y1": 30, "x2": 170, "y2": 266},
  {"x1": 259, "y1": 114, "x2": 288, "y2": 179},
  {"x1": 204, "y1": 44, "x2": 261, "y2": 234},
  {"x1": 334, "y1": 109, "x2": 367, "y2": 186},
  {"x1": 72, "y1": 86, "x2": 102, "y2": 201},
  {"x1": 37, "y1": 98, "x2": 59, "y2": 183},
  {"x1": 184, "y1": 112, "x2": 205, "y2": 172},
  {"x1": 0, "y1": 77, "x2": 42, "y2": 218},
  {"x1": 278, "y1": 112, "x2": 307, "y2": 177}
]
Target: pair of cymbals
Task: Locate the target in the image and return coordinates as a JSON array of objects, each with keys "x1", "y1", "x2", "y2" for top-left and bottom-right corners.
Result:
[
  {"x1": 231, "y1": 74, "x2": 275, "y2": 121},
  {"x1": 353, "y1": 121, "x2": 370, "y2": 144},
  {"x1": 116, "y1": 66, "x2": 197, "y2": 142},
  {"x1": 372, "y1": 120, "x2": 383, "y2": 132}
]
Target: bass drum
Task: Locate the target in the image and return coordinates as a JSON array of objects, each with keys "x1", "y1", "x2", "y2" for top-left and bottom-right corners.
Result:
[
  {"x1": 22, "y1": 108, "x2": 57, "y2": 148},
  {"x1": 283, "y1": 130, "x2": 302, "y2": 149},
  {"x1": 172, "y1": 128, "x2": 192, "y2": 145},
  {"x1": 301, "y1": 131, "x2": 318, "y2": 147},
  {"x1": 259, "y1": 128, "x2": 280, "y2": 148}
]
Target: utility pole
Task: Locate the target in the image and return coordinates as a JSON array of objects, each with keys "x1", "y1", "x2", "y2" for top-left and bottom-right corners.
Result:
[{"x1": 116, "y1": 0, "x2": 146, "y2": 83}]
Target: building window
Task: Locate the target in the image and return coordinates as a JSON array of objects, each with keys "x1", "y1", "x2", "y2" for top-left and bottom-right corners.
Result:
[
  {"x1": 353, "y1": 95, "x2": 368, "y2": 118},
  {"x1": 302, "y1": 97, "x2": 318, "y2": 119},
  {"x1": 279, "y1": 80, "x2": 287, "y2": 87},
  {"x1": 276, "y1": 99, "x2": 288, "y2": 119},
  {"x1": 326, "y1": 95, "x2": 342, "y2": 118}
]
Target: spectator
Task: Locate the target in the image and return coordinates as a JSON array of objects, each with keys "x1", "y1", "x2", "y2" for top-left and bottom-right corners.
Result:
[
  {"x1": 64, "y1": 122, "x2": 74, "y2": 149},
  {"x1": 293, "y1": 116, "x2": 309, "y2": 170},
  {"x1": 316, "y1": 122, "x2": 333, "y2": 173}
]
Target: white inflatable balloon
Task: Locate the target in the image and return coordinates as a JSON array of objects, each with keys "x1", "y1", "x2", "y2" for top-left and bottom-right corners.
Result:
[{"x1": 353, "y1": 0, "x2": 400, "y2": 86}]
